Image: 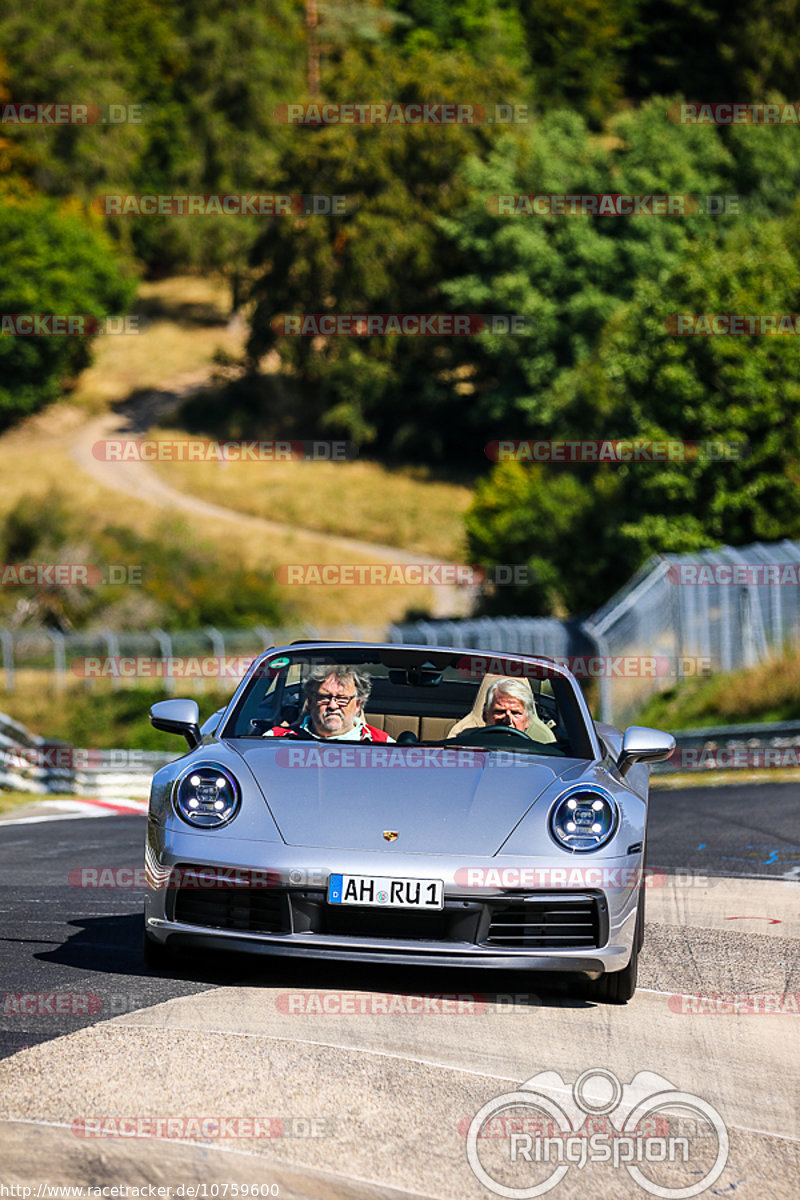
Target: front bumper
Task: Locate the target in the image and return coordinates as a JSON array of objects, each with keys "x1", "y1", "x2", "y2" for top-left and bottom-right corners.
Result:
[{"x1": 144, "y1": 826, "x2": 640, "y2": 978}]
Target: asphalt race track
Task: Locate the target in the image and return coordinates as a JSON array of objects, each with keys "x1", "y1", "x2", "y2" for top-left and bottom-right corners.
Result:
[{"x1": 1, "y1": 782, "x2": 798, "y2": 1199}]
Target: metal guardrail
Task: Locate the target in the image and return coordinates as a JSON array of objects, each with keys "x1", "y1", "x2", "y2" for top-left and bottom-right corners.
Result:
[
  {"x1": 3, "y1": 704, "x2": 798, "y2": 803},
  {"x1": 652, "y1": 720, "x2": 800, "y2": 772},
  {"x1": 0, "y1": 710, "x2": 176, "y2": 799}
]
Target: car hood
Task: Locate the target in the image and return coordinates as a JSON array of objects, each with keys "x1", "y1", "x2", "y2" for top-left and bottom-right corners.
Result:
[{"x1": 232, "y1": 742, "x2": 583, "y2": 855}]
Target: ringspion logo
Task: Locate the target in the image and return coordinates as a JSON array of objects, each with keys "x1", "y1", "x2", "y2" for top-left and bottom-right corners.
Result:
[{"x1": 466, "y1": 1068, "x2": 728, "y2": 1198}]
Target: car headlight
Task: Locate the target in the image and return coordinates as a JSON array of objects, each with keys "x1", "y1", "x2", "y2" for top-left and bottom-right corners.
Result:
[
  {"x1": 549, "y1": 786, "x2": 618, "y2": 852},
  {"x1": 173, "y1": 764, "x2": 241, "y2": 828}
]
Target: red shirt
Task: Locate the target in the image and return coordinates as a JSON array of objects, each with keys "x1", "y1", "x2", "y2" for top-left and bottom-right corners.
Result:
[{"x1": 266, "y1": 721, "x2": 391, "y2": 742}]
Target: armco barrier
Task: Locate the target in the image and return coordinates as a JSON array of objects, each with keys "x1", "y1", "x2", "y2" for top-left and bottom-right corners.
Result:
[
  {"x1": 652, "y1": 720, "x2": 800, "y2": 773},
  {"x1": 4, "y1": 704, "x2": 800, "y2": 803},
  {"x1": 0, "y1": 711, "x2": 175, "y2": 799}
]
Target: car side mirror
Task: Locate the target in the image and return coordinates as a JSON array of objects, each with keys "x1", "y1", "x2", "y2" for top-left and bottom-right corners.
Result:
[
  {"x1": 150, "y1": 698, "x2": 201, "y2": 749},
  {"x1": 617, "y1": 725, "x2": 675, "y2": 777}
]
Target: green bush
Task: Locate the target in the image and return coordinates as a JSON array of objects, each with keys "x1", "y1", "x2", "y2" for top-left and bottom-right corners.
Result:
[{"x1": 0, "y1": 201, "x2": 134, "y2": 425}]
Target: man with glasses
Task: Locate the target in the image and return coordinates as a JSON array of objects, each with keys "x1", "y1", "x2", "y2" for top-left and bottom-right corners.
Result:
[{"x1": 264, "y1": 665, "x2": 395, "y2": 741}]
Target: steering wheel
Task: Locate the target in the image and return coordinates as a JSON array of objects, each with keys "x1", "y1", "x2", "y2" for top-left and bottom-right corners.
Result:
[{"x1": 451, "y1": 724, "x2": 533, "y2": 746}]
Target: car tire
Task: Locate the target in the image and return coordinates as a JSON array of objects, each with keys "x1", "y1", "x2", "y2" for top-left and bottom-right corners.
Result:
[{"x1": 582, "y1": 892, "x2": 642, "y2": 1005}]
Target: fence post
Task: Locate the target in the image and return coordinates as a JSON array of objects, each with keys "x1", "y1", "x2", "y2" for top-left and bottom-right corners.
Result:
[
  {"x1": 102, "y1": 628, "x2": 121, "y2": 690},
  {"x1": 151, "y1": 628, "x2": 175, "y2": 694},
  {"x1": 48, "y1": 630, "x2": 66, "y2": 691},
  {"x1": 254, "y1": 625, "x2": 273, "y2": 652},
  {"x1": 0, "y1": 629, "x2": 15, "y2": 693}
]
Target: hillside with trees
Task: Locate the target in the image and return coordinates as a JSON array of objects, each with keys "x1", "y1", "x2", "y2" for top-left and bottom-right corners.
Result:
[{"x1": 2, "y1": 0, "x2": 799, "y2": 617}]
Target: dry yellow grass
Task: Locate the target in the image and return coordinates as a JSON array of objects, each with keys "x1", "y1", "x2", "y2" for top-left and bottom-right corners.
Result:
[
  {"x1": 0, "y1": 275, "x2": 475, "y2": 630},
  {"x1": 637, "y1": 648, "x2": 800, "y2": 728},
  {"x1": 147, "y1": 433, "x2": 471, "y2": 561},
  {"x1": 0, "y1": 424, "x2": 440, "y2": 628},
  {"x1": 72, "y1": 276, "x2": 245, "y2": 411}
]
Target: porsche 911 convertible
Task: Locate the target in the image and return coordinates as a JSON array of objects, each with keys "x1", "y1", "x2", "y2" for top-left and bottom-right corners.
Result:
[{"x1": 142, "y1": 642, "x2": 674, "y2": 1003}]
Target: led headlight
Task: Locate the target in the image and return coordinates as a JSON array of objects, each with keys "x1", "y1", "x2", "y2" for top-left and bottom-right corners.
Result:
[
  {"x1": 550, "y1": 786, "x2": 618, "y2": 852},
  {"x1": 173, "y1": 764, "x2": 241, "y2": 828}
]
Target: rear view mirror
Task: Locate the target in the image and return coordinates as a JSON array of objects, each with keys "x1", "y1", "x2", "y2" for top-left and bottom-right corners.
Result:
[
  {"x1": 617, "y1": 725, "x2": 675, "y2": 777},
  {"x1": 150, "y1": 698, "x2": 201, "y2": 748}
]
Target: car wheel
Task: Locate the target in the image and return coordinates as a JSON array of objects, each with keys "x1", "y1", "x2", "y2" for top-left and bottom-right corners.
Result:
[
  {"x1": 142, "y1": 922, "x2": 171, "y2": 970},
  {"x1": 582, "y1": 893, "x2": 642, "y2": 1005}
]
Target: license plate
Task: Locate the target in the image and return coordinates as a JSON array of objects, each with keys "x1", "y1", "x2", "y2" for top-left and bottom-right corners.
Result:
[{"x1": 328, "y1": 873, "x2": 444, "y2": 910}]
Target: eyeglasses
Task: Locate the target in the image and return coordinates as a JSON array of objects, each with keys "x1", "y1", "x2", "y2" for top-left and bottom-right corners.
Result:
[{"x1": 314, "y1": 692, "x2": 357, "y2": 707}]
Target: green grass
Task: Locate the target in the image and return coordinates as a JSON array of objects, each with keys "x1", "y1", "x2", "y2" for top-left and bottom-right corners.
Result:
[
  {"x1": 635, "y1": 650, "x2": 800, "y2": 730},
  {"x1": 0, "y1": 790, "x2": 97, "y2": 814},
  {"x1": 0, "y1": 683, "x2": 232, "y2": 750}
]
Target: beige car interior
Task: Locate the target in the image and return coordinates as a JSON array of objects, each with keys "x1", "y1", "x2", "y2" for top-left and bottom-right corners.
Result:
[
  {"x1": 445, "y1": 673, "x2": 556, "y2": 742},
  {"x1": 365, "y1": 673, "x2": 557, "y2": 743}
]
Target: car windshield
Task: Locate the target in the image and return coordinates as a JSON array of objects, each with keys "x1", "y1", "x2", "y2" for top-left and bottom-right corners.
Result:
[{"x1": 221, "y1": 647, "x2": 595, "y2": 759}]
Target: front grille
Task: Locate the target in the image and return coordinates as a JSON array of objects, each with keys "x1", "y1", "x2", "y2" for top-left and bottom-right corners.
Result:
[
  {"x1": 320, "y1": 906, "x2": 450, "y2": 941},
  {"x1": 484, "y1": 894, "x2": 602, "y2": 949},
  {"x1": 290, "y1": 892, "x2": 484, "y2": 945},
  {"x1": 173, "y1": 886, "x2": 288, "y2": 934}
]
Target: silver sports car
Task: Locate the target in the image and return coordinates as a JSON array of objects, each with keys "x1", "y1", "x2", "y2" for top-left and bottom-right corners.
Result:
[{"x1": 143, "y1": 642, "x2": 674, "y2": 1003}]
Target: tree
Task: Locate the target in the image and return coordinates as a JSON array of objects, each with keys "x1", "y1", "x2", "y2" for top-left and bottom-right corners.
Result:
[
  {"x1": 466, "y1": 211, "x2": 800, "y2": 614},
  {"x1": 245, "y1": 38, "x2": 526, "y2": 454},
  {"x1": 0, "y1": 201, "x2": 135, "y2": 425}
]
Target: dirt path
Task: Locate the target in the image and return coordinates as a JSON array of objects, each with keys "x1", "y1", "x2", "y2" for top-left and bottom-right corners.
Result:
[{"x1": 69, "y1": 374, "x2": 476, "y2": 621}]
